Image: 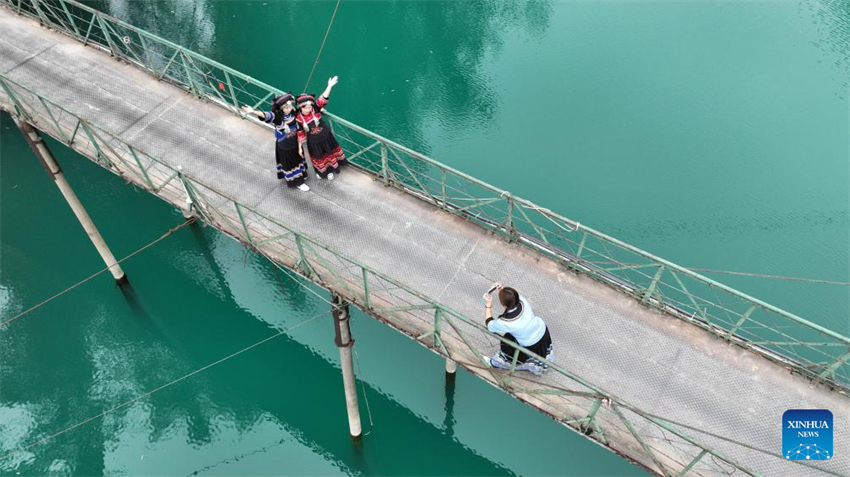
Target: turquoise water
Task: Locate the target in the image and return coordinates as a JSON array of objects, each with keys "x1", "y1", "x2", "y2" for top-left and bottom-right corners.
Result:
[{"x1": 2, "y1": 0, "x2": 848, "y2": 475}]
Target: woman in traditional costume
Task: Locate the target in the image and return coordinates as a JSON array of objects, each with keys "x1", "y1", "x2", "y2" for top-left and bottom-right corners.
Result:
[
  {"x1": 242, "y1": 93, "x2": 309, "y2": 191},
  {"x1": 296, "y1": 76, "x2": 346, "y2": 180}
]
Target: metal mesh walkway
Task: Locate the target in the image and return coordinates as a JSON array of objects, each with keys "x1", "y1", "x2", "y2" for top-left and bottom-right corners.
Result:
[{"x1": 1, "y1": 5, "x2": 848, "y2": 475}]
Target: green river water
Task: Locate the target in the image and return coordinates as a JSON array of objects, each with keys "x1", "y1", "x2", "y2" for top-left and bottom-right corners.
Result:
[{"x1": 1, "y1": 1, "x2": 848, "y2": 475}]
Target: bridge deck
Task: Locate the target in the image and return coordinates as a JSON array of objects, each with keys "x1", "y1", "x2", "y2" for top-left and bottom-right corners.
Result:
[{"x1": 1, "y1": 9, "x2": 847, "y2": 475}]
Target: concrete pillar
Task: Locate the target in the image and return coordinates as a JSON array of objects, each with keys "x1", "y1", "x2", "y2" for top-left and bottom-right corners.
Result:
[
  {"x1": 445, "y1": 359, "x2": 457, "y2": 374},
  {"x1": 14, "y1": 118, "x2": 127, "y2": 284},
  {"x1": 331, "y1": 292, "x2": 362, "y2": 438},
  {"x1": 443, "y1": 359, "x2": 456, "y2": 437}
]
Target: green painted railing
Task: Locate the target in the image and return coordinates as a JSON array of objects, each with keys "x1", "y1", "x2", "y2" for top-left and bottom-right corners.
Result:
[{"x1": 8, "y1": 0, "x2": 844, "y2": 392}]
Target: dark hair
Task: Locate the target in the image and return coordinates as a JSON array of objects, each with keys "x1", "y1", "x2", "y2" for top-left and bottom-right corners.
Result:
[{"x1": 499, "y1": 287, "x2": 519, "y2": 309}]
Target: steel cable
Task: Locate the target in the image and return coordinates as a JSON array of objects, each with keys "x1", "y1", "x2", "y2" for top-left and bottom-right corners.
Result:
[
  {"x1": 302, "y1": 0, "x2": 342, "y2": 94},
  {"x1": 0, "y1": 218, "x2": 196, "y2": 328},
  {"x1": 0, "y1": 310, "x2": 325, "y2": 462}
]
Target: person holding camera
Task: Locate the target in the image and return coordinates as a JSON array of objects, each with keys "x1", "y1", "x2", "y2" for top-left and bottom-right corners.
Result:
[{"x1": 482, "y1": 284, "x2": 554, "y2": 375}]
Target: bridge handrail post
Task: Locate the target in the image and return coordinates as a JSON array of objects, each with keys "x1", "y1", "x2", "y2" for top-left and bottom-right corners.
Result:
[
  {"x1": 175, "y1": 166, "x2": 194, "y2": 218},
  {"x1": 80, "y1": 11, "x2": 96, "y2": 46},
  {"x1": 28, "y1": 0, "x2": 50, "y2": 25},
  {"x1": 57, "y1": 0, "x2": 81, "y2": 38},
  {"x1": 677, "y1": 449, "x2": 708, "y2": 477},
  {"x1": 234, "y1": 202, "x2": 253, "y2": 245},
  {"x1": 504, "y1": 193, "x2": 517, "y2": 242},
  {"x1": 726, "y1": 304, "x2": 757, "y2": 339},
  {"x1": 37, "y1": 96, "x2": 70, "y2": 143},
  {"x1": 138, "y1": 33, "x2": 154, "y2": 72},
  {"x1": 68, "y1": 119, "x2": 81, "y2": 145},
  {"x1": 440, "y1": 168, "x2": 447, "y2": 210},
  {"x1": 361, "y1": 267, "x2": 371, "y2": 311},
  {"x1": 508, "y1": 348, "x2": 520, "y2": 375},
  {"x1": 380, "y1": 142, "x2": 389, "y2": 185},
  {"x1": 128, "y1": 146, "x2": 155, "y2": 190},
  {"x1": 294, "y1": 233, "x2": 311, "y2": 277},
  {"x1": 641, "y1": 265, "x2": 666, "y2": 304},
  {"x1": 223, "y1": 71, "x2": 239, "y2": 109},
  {"x1": 179, "y1": 49, "x2": 201, "y2": 97},
  {"x1": 819, "y1": 347, "x2": 850, "y2": 379},
  {"x1": 94, "y1": 14, "x2": 118, "y2": 57},
  {"x1": 79, "y1": 121, "x2": 111, "y2": 168},
  {"x1": 575, "y1": 230, "x2": 588, "y2": 259},
  {"x1": 433, "y1": 307, "x2": 444, "y2": 350}
]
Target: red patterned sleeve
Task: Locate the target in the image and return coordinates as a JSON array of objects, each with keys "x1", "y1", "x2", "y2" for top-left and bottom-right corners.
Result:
[{"x1": 317, "y1": 95, "x2": 329, "y2": 108}]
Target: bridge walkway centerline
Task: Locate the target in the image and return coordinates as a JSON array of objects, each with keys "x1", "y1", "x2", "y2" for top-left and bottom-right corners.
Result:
[{"x1": 1, "y1": 7, "x2": 848, "y2": 476}]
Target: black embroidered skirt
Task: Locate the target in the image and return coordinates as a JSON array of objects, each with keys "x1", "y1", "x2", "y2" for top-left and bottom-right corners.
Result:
[
  {"x1": 306, "y1": 126, "x2": 347, "y2": 177},
  {"x1": 275, "y1": 142, "x2": 307, "y2": 187}
]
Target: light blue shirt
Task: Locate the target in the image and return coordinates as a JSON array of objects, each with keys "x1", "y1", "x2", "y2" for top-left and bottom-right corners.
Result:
[{"x1": 487, "y1": 296, "x2": 546, "y2": 346}]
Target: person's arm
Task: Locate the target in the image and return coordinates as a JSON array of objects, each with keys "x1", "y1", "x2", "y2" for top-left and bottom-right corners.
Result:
[
  {"x1": 241, "y1": 105, "x2": 268, "y2": 121},
  {"x1": 483, "y1": 282, "x2": 505, "y2": 327},
  {"x1": 297, "y1": 121, "x2": 306, "y2": 157},
  {"x1": 483, "y1": 291, "x2": 494, "y2": 326},
  {"x1": 317, "y1": 76, "x2": 339, "y2": 107}
]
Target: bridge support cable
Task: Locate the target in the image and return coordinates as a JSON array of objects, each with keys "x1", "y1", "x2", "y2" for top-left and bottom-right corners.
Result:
[
  {"x1": 331, "y1": 291, "x2": 362, "y2": 438},
  {"x1": 0, "y1": 309, "x2": 325, "y2": 462},
  {"x1": 0, "y1": 218, "x2": 195, "y2": 328},
  {"x1": 12, "y1": 116, "x2": 127, "y2": 284}
]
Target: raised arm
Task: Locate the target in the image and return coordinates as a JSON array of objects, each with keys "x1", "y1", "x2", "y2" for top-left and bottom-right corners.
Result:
[
  {"x1": 240, "y1": 105, "x2": 266, "y2": 120},
  {"x1": 320, "y1": 76, "x2": 339, "y2": 101},
  {"x1": 483, "y1": 290, "x2": 494, "y2": 325}
]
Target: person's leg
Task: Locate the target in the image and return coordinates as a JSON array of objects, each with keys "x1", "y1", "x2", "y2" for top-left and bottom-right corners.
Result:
[
  {"x1": 542, "y1": 328, "x2": 554, "y2": 363},
  {"x1": 515, "y1": 329, "x2": 553, "y2": 375},
  {"x1": 499, "y1": 333, "x2": 519, "y2": 358},
  {"x1": 490, "y1": 334, "x2": 520, "y2": 369}
]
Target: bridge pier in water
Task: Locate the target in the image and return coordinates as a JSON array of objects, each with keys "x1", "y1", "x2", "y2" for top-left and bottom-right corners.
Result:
[
  {"x1": 12, "y1": 117, "x2": 127, "y2": 285},
  {"x1": 445, "y1": 359, "x2": 457, "y2": 375},
  {"x1": 331, "y1": 291, "x2": 362, "y2": 438}
]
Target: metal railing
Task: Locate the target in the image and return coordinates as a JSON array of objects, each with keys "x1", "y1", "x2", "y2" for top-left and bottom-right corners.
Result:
[
  {"x1": 7, "y1": 0, "x2": 844, "y2": 392},
  {"x1": 1, "y1": 69, "x2": 774, "y2": 477}
]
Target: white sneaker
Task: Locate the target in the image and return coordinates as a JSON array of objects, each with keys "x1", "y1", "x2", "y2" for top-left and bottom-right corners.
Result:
[
  {"x1": 487, "y1": 354, "x2": 511, "y2": 370},
  {"x1": 328, "y1": 172, "x2": 335, "y2": 181},
  {"x1": 297, "y1": 183, "x2": 310, "y2": 192}
]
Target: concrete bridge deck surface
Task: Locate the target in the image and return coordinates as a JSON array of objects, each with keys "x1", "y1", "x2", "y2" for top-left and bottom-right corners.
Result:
[{"x1": 1, "y1": 9, "x2": 847, "y2": 475}]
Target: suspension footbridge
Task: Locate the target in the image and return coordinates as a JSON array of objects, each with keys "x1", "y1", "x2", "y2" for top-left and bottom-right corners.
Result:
[{"x1": 1, "y1": 1, "x2": 848, "y2": 475}]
